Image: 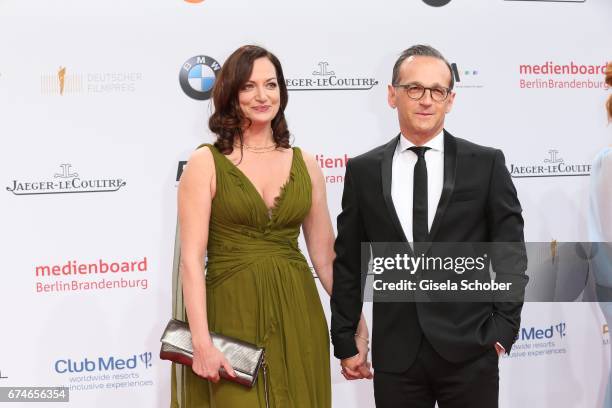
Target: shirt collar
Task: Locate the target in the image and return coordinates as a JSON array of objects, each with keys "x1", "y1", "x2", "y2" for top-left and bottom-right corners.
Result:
[{"x1": 398, "y1": 129, "x2": 445, "y2": 153}]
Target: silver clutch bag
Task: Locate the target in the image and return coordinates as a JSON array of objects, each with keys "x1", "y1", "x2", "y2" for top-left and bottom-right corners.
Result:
[{"x1": 159, "y1": 318, "x2": 266, "y2": 389}]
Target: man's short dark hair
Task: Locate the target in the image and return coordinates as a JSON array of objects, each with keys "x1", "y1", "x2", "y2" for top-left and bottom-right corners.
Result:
[{"x1": 391, "y1": 45, "x2": 454, "y2": 90}]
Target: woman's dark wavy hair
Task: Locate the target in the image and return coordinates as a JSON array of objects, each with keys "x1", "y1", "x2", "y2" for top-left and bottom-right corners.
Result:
[{"x1": 209, "y1": 45, "x2": 290, "y2": 154}]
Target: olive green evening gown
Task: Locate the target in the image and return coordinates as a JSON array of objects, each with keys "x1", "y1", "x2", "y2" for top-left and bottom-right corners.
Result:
[{"x1": 170, "y1": 144, "x2": 331, "y2": 408}]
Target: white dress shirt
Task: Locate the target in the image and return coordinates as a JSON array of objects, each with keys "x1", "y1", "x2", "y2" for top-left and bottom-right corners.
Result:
[
  {"x1": 390, "y1": 130, "x2": 507, "y2": 355},
  {"x1": 391, "y1": 130, "x2": 444, "y2": 242}
]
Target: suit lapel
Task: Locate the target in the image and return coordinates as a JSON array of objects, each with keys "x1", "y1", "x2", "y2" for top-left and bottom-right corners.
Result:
[
  {"x1": 428, "y1": 130, "x2": 457, "y2": 242},
  {"x1": 380, "y1": 131, "x2": 457, "y2": 247},
  {"x1": 381, "y1": 134, "x2": 409, "y2": 243}
]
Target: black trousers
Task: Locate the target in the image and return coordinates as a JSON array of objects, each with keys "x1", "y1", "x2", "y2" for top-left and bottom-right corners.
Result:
[{"x1": 374, "y1": 337, "x2": 499, "y2": 408}]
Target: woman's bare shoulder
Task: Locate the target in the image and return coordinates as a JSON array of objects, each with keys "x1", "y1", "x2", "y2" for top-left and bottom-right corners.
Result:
[
  {"x1": 298, "y1": 148, "x2": 317, "y2": 168},
  {"x1": 298, "y1": 149, "x2": 326, "y2": 185},
  {"x1": 180, "y1": 145, "x2": 216, "y2": 186}
]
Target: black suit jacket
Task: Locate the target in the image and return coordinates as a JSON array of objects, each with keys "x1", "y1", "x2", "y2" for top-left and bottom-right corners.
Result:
[{"x1": 330, "y1": 131, "x2": 528, "y2": 373}]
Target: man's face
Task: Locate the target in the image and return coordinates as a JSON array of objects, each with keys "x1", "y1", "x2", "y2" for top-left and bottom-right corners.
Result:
[{"x1": 388, "y1": 56, "x2": 455, "y2": 141}]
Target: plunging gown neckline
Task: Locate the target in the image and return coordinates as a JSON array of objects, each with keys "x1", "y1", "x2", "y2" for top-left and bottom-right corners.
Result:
[{"x1": 217, "y1": 147, "x2": 296, "y2": 220}]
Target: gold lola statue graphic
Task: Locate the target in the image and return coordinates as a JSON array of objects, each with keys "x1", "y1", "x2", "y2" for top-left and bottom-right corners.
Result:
[{"x1": 58, "y1": 66, "x2": 66, "y2": 95}]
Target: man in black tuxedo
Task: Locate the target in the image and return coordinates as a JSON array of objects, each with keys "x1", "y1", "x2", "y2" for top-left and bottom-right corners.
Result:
[{"x1": 330, "y1": 45, "x2": 527, "y2": 407}]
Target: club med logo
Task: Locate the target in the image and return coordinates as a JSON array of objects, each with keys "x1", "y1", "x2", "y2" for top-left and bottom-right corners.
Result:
[
  {"x1": 54, "y1": 352, "x2": 152, "y2": 374},
  {"x1": 506, "y1": 322, "x2": 568, "y2": 359},
  {"x1": 6, "y1": 163, "x2": 127, "y2": 196},
  {"x1": 423, "y1": 0, "x2": 452, "y2": 6},
  {"x1": 517, "y1": 322, "x2": 567, "y2": 341},
  {"x1": 451, "y1": 63, "x2": 483, "y2": 89},
  {"x1": 41, "y1": 67, "x2": 142, "y2": 95},
  {"x1": 509, "y1": 150, "x2": 591, "y2": 178},
  {"x1": 55, "y1": 352, "x2": 155, "y2": 392},
  {"x1": 179, "y1": 55, "x2": 221, "y2": 100},
  {"x1": 286, "y1": 61, "x2": 378, "y2": 91},
  {"x1": 519, "y1": 61, "x2": 607, "y2": 90}
]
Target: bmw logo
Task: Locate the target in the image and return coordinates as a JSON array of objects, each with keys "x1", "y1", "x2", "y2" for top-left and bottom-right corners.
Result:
[{"x1": 179, "y1": 55, "x2": 221, "y2": 100}]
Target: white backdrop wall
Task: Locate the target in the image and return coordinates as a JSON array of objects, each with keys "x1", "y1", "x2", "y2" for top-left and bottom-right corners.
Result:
[{"x1": 0, "y1": 0, "x2": 611, "y2": 406}]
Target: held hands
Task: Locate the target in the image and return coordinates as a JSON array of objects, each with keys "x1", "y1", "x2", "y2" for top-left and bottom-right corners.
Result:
[
  {"x1": 192, "y1": 342, "x2": 237, "y2": 383},
  {"x1": 340, "y1": 334, "x2": 373, "y2": 381}
]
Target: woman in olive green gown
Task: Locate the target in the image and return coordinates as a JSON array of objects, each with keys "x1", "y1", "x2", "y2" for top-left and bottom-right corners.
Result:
[{"x1": 170, "y1": 45, "x2": 370, "y2": 407}]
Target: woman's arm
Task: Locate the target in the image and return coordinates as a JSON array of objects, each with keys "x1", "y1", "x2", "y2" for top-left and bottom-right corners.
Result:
[
  {"x1": 301, "y1": 150, "x2": 336, "y2": 298},
  {"x1": 301, "y1": 150, "x2": 368, "y2": 334},
  {"x1": 301, "y1": 151, "x2": 372, "y2": 379},
  {"x1": 178, "y1": 146, "x2": 235, "y2": 382}
]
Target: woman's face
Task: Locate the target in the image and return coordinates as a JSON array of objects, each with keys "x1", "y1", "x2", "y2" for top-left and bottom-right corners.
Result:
[{"x1": 238, "y1": 57, "x2": 281, "y2": 128}]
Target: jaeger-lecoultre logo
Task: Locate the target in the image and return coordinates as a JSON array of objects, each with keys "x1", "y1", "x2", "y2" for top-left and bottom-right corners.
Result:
[{"x1": 6, "y1": 164, "x2": 127, "y2": 196}]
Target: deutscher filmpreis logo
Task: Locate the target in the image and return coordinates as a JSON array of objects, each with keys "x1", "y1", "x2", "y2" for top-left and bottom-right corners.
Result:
[
  {"x1": 6, "y1": 164, "x2": 127, "y2": 196},
  {"x1": 41, "y1": 67, "x2": 142, "y2": 95}
]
